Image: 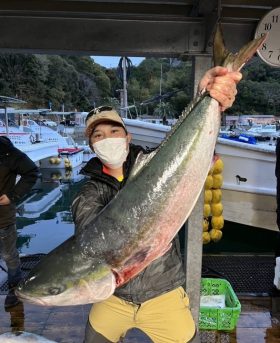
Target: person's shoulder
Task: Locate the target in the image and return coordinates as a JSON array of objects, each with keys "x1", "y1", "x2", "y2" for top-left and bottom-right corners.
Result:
[
  {"x1": 80, "y1": 157, "x2": 102, "y2": 176},
  {"x1": 13, "y1": 147, "x2": 34, "y2": 162},
  {"x1": 129, "y1": 143, "x2": 146, "y2": 155}
]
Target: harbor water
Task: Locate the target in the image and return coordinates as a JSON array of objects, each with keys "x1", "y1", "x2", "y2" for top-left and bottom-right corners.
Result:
[{"x1": 15, "y1": 164, "x2": 278, "y2": 256}]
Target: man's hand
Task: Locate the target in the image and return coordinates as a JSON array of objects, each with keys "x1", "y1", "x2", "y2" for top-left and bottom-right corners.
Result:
[
  {"x1": 198, "y1": 66, "x2": 242, "y2": 111},
  {"x1": 0, "y1": 194, "x2": 11, "y2": 205}
]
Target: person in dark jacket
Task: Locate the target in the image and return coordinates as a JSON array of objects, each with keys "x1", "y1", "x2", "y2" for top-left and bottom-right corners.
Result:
[
  {"x1": 0, "y1": 136, "x2": 39, "y2": 309},
  {"x1": 71, "y1": 66, "x2": 242, "y2": 343}
]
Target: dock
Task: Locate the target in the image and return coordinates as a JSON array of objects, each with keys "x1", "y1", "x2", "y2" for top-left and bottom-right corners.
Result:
[
  {"x1": 1, "y1": 294, "x2": 280, "y2": 342},
  {"x1": 1, "y1": 254, "x2": 280, "y2": 342}
]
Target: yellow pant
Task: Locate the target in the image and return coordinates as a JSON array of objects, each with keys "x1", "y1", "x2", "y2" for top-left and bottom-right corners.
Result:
[{"x1": 89, "y1": 286, "x2": 196, "y2": 343}]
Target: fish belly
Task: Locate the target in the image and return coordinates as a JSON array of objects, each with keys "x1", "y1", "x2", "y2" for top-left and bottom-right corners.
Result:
[{"x1": 115, "y1": 100, "x2": 220, "y2": 286}]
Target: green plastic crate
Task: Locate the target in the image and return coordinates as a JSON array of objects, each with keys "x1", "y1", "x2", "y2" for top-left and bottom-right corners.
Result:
[{"x1": 199, "y1": 278, "x2": 241, "y2": 331}]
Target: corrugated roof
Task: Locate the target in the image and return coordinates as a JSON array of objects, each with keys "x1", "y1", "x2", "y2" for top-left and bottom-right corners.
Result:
[{"x1": 0, "y1": 1, "x2": 278, "y2": 55}]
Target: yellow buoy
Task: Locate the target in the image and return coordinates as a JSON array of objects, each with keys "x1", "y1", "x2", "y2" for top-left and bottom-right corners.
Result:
[
  {"x1": 203, "y1": 231, "x2": 211, "y2": 244},
  {"x1": 204, "y1": 190, "x2": 212, "y2": 204},
  {"x1": 211, "y1": 215, "x2": 224, "y2": 230},
  {"x1": 213, "y1": 158, "x2": 224, "y2": 174},
  {"x1": 203, "y1": 204, "x2": 211, "y2": 217},
  {"x1": 205, "y1": 175, "x2": 213, "y2": 190},
  {"x1": 209, "y1": 229, "x2": 223, "y2": 242},
  {"x1": 212, "y1": 189, "x2": 222, "y2": 203},
  {"x1": 212, "y1": 174, "x2": 223, "y2": 189},
  {"x1": 203, "y1": 218, "x2": 209, "y2": 232},
  {"x1": 211, "y1": 202, "x2": 223, "y2": 216}
]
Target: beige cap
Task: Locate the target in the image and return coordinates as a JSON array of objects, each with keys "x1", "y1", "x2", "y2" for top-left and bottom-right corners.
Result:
[{"x1": 85, "y1": 106, "x2": 126, "y2": 137}]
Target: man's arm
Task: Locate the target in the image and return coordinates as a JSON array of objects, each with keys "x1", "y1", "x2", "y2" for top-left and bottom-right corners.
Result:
[
  {"x1": 71, "y1": 181, "x2": 106, "y2": 236},
  {"x1": 6, "y1": 151, "x2": 39, "y2": 203}
]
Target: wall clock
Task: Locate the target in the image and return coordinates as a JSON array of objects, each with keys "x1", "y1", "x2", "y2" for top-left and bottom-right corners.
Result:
[{"x1": 255, "y1": 7, "x2": 280, "y2": 67}]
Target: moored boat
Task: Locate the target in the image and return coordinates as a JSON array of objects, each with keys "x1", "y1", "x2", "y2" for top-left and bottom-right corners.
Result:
[{"x1": 215, "y1": 136, "x2": 277, "y2": 231}]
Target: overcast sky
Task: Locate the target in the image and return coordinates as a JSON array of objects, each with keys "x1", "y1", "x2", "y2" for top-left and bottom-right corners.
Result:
[{"x1": 92, "y1": 56, "x2": 144, "y2": 68}]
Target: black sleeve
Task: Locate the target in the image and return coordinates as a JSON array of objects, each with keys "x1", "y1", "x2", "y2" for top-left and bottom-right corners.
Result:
[
  {"x1": 6, "y1": 150, "x2": 39, "y2": 203},
  {"x1": 71, "y1": 181, "x2": 106, "y2": 236}
]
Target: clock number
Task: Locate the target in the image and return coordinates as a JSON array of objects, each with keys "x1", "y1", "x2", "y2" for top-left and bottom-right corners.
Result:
[
  {"x1": 272, "y1": 15, "x2": 279, "y2": 23},
  {"x1": 264, "y1": 23, "x2": 272, "y2": 30},
  {"x1": 268, "y1": 51, "x2": 273, "y2": 58},
  {"x1": 261, "y1": 43, "x2": 267, "y2": 50}
]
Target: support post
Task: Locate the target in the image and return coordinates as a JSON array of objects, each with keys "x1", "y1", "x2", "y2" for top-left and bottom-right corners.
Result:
[
  {"x1": 184, "y1": 55, "x2": 213, "y2": 342},
  {"x1": 122, "y1": 57, "x2": 128, "y2": 118}
]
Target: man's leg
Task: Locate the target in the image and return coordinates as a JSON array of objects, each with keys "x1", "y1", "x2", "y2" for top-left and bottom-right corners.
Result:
[
  {"x1": 0, "y1": 224, "x2": 22, "y2": 308},
  {"x1": 86, "y1": 295, "x2": 135, "y2": 343},
  {"x1": 84, "y1": 320, "x2": 113, "y2": 343},
  {"x1": 135, "y1": 287, "x2": 196, "y2": 343}
]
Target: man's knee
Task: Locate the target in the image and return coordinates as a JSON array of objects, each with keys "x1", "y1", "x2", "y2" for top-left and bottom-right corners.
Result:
[{"x1": 84, "y1": 320, "x2": 113, "y2": 343}]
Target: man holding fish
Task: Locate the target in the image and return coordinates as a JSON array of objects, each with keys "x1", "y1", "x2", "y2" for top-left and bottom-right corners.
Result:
[
  {"x1": 16, "y1": 27, "x2": 266, "y2": 343},
  {"x1": 69, "y1": 66, "x2": 241, "y2": 343}
]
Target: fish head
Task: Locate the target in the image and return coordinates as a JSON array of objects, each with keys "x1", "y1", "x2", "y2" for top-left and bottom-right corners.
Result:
[{"x1": 16, "y1": 238, "x2": 115, "y2": 306}]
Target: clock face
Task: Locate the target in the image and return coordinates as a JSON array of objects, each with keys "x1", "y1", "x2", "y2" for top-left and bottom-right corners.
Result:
[{"x1": 255, "y1": 7, "x2": 280, "y2": 67}]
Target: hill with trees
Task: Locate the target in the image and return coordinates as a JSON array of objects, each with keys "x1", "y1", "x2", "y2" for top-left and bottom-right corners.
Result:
[{"x1": 0, "y1": 53, "x2": 279, "y2": 117}]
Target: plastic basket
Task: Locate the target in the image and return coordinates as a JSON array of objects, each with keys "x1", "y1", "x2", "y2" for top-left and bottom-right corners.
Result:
[{"x1": 199, "y1": 278, "x2": 241, "y2": 331}]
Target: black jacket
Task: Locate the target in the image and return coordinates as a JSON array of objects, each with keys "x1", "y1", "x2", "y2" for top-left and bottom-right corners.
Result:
[
  {"x1": 0, "y1": 137, "x2": 39, "y2": 228},
  {"x1": 71, "y1": 144, "x2": 186, "y2": 303}
]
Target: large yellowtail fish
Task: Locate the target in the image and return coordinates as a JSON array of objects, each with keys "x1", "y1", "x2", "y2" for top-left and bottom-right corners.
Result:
[{"x1": 16, "y1": 25, "x2": 266, "y2": 306}]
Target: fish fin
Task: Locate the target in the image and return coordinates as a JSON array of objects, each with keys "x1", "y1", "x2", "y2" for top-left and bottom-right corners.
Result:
[
  {"x1": 213, "y1": 23, "x2": 267, "y2": 71},
  {"x1": 213, "y1": 24, "x2": 230, "y2": 67},
  {"x1": 127, "y1": 150, "x2": 157, "y2": 181}
]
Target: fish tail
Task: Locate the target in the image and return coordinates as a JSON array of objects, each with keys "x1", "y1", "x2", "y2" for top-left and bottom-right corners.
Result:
[{"x1": 213, "y1": 23, "x2": 267, "y2": 71}]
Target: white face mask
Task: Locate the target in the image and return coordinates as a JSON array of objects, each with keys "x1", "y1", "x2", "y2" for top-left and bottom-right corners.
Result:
[{"x1": 93, "y1": 137, "x2": 129, "y2": 169}]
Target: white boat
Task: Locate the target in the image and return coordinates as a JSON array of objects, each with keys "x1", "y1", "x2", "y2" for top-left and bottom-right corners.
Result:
[
  {"x1": 246, "y1": 124, "x2": 279, "y2": 138},
  {"x1": 123, "y1": 118, "x2": 171, "y2": 148},
  {"x1": 0, "y1": 119, "x2": 59, "y2": 162},
  {"x1": 39, "y1": 147, "x2": 84, "y2": 169},
  {"x1": 5, "y1": 117, "x2": 84, "y2": 169},
  {"x1": 0, "y1": 119, "x2": 35, "y2": 146},
  {"x1": 215, "y1": 136, "x2": 277, "y2": 231},
  {"x1": 73, "y1": 112, "x2": 171, "y2": 149},
  {"x1": 20, "y1": 118, "x2": 77, "y2": 148}
]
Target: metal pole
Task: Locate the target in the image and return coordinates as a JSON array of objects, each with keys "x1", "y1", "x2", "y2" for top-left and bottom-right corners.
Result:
[
  {"x1": 122, "y1": 57, "x2": 128, "y2": 118},
  {"x1": 184, "y1": 55, "x2": 212, "y2": 343}
]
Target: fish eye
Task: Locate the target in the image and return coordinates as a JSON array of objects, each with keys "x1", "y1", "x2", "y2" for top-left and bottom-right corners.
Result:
[{"x1": 48, "y1": 286, "x2": 64, "y2": 295}]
